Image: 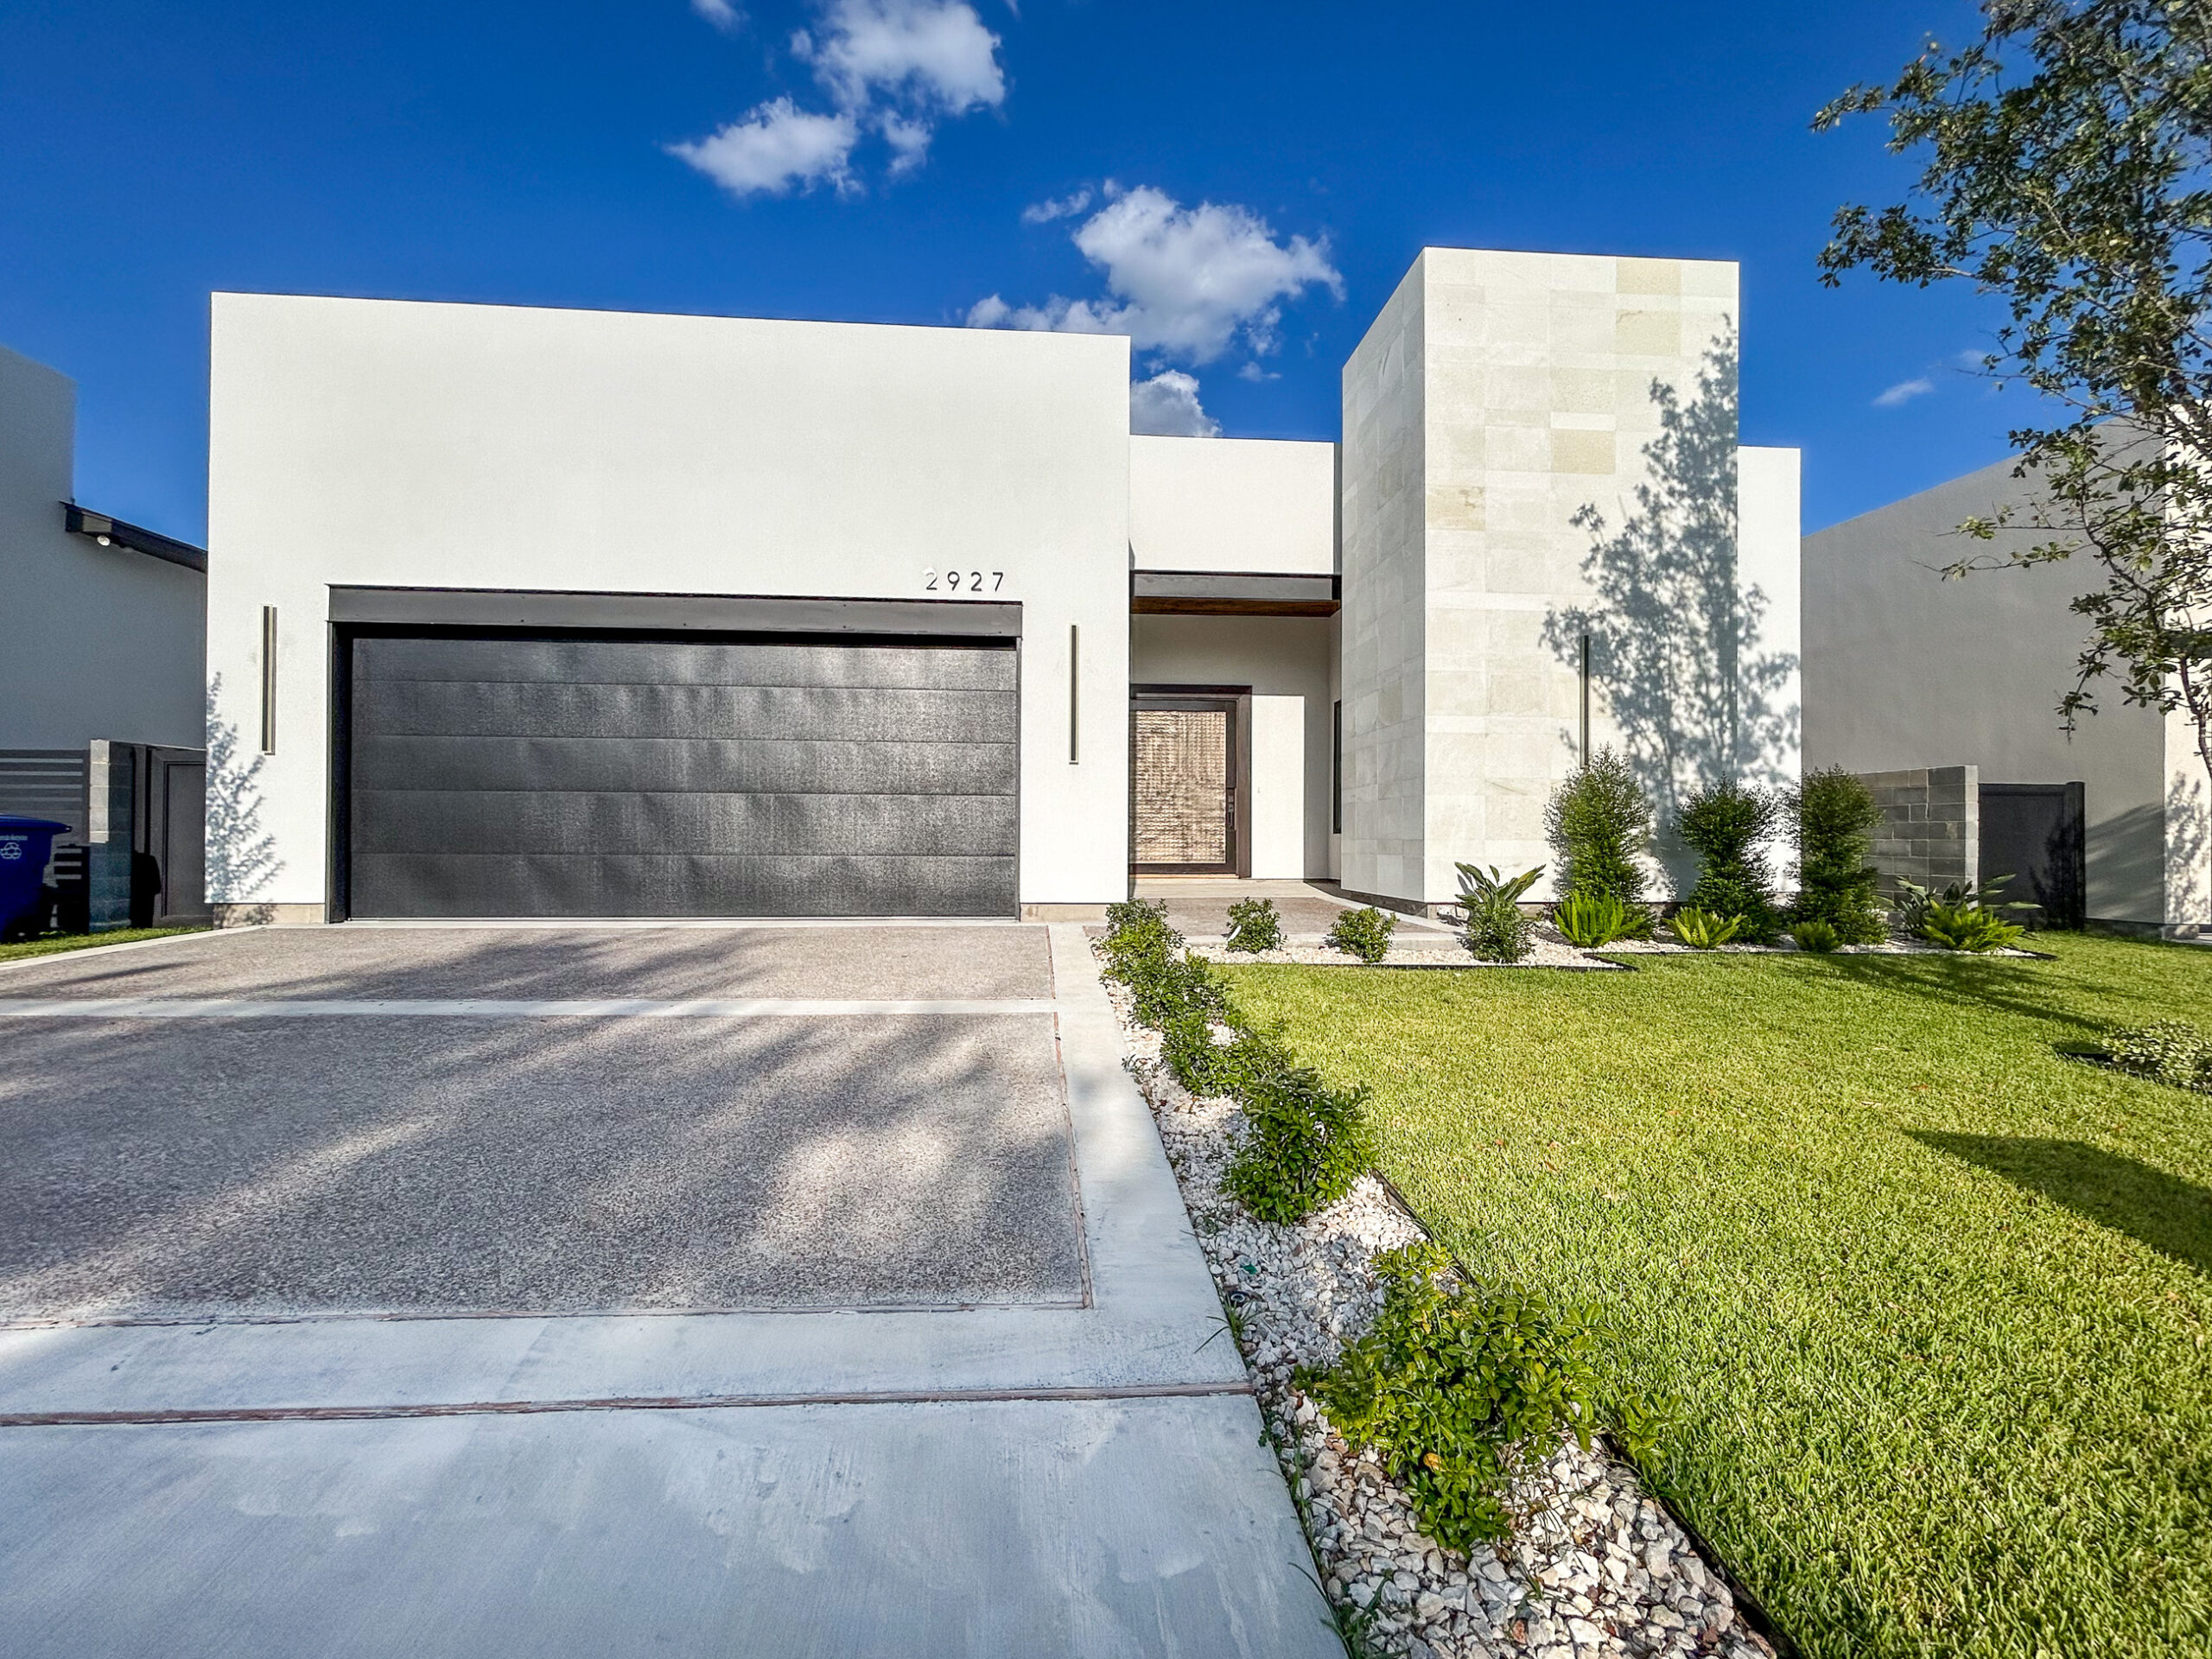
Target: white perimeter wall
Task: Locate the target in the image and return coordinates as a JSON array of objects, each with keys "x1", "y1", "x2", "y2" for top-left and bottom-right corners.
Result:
[
  {"x1": 207, "y1": 295, "x2": 1133, "y2": 910},
  {"x1": 0, "y1": 344, "x2": 203, "y2": 758},
  {"x1": 1130, "y1": 435, "x2": 1336, "y2": 574},
  {"x1": 1738, "y1": 445, "x2": 1803, "y2": 791}
]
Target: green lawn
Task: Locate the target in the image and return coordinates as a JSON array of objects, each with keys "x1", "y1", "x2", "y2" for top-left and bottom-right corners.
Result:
[
  {"x1": 0, "y1": 925, "x2": 207, "y2": 964},
  {"x1": 1224, "y1": 935, "x2": 2212, "y2": 1659}
]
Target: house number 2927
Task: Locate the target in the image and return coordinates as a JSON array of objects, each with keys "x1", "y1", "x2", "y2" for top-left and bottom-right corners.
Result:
[{"x1": 924, "y1": 569, "x2": 1004, "y2": 593}]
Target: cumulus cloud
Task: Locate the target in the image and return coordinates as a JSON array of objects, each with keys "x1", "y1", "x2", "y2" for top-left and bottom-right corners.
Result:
[
  {"x1": 1873, "y1": 376, "x2": 1935, "y2": 409},
  {"x1": 969, "y1": 183, "x2": 1341, "y2": 365},
  {"x1": 1130, "y1": 370, "x2": 1220, "y2": 437},
  {"x1": 690, "y1": 0, "x2": 744, "y2": 32},
  {"x1": 669, "y1": 99, "x2": 860, "y2": 199},
  {"x1": 1020, "y1": 188, "x2": 1091, "y2": 225},
  {"x1": 673, "y1": 0, "x2": 1004, "y2": 198}
]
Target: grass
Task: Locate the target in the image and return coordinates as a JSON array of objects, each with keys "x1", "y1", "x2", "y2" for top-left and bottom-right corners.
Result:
[
  {"x1": 0, "y1": 925, "x2": 207, "y2": 964},
  {"x1": 1223, "y1": 934, "x2": 2212, "y2": 1659}
]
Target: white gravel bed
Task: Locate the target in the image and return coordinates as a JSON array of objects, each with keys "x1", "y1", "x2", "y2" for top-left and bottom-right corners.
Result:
[{"x1": 1101, "y1": 957, "x2": 1777, "y2": 1659}]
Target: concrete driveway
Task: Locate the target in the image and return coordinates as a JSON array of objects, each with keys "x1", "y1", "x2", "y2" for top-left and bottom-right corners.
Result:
[{"x1": 0, "y1": 924, "x2": 1338, "y2": 1658}]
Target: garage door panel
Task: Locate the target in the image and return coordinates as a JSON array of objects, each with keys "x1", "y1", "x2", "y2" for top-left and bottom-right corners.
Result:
[
  {"x1": 354, "y1": 681, "x2": 1018, "y2": 746},
  {"x1": 351, "y1": 854, "x2": 1019, "y2": 918},
  {"x1": 353, "y1": 790, "x2": 1019, "y2": 858},
  {"x1": 347, "y1": 633, "x2": 1019, "y2": 918},
  {"x1": 360, "y1": 637, "x2": 1017, "y2": 692},
  {"x1": 352, "y1": 735, "x2": 1020, "y2": 798}
]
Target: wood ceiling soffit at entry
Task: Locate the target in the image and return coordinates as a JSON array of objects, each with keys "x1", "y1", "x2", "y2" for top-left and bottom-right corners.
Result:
[{"x1": 1130, "y1": 596, "x2": 1340, "y2": 616}]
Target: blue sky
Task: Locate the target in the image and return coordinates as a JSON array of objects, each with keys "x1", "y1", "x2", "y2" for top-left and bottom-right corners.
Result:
[{"x1": 0, "y1": 1, "x2": 2024, "y2": 543}]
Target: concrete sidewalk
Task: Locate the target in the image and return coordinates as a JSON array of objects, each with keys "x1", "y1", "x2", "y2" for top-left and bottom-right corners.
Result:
[{"x1": 0, "y1": 925, "x2": 1339, "y2": 1658}]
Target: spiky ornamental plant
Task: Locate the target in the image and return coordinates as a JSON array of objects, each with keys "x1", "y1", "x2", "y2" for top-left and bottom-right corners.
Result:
[
  {"x1": 1818, "y1": 3, "x2": 2212, "y2": 800},
  {"x1": 1791, "y1": 767, "x2": 1889, "y2": 944},
  {"x1": 1676, "y1": 780, "x2": 1784, "y2": 941},
  {"x1": 1543, "y1": 749, "x2": 1653, "y2": 908}
]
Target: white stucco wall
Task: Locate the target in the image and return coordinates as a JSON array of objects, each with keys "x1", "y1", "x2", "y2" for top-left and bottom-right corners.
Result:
[
  {"x1": 1128, "y1": 614, "x2": 1336, "y2": 879},
  {"x1": 206, "y1": 295, "x2": 1133, "y2": 912},
  {"x1": 0, "y1": 344, "x2": 203, "y2": 758},
  {"x1": 1128, "y1": 436, "x2": 1336, "y2": 575},
  {"x1": 1342, "y1": 248, "x2": 1744, "y2": 906},
  {"x1": 1738, "y1": 445, "x2": 1803, "y2": 791}
]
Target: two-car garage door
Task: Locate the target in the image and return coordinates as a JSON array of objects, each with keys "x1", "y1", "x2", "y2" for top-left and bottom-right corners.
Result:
[{"x1": 345, "y1": 633, "x2": 1019, "y2": 918}]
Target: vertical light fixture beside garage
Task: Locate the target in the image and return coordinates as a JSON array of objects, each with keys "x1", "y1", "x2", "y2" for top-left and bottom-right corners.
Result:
[
  {"x1": 1069, "y1": 624, "x2": 1080, "y2": 763},
  {"x1": 259, "y1": 606, "x2": 278, "y2": 753}
]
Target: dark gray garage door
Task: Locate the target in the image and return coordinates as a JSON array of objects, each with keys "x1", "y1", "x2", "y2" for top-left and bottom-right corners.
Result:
[{"x1": 346, "y1": 634, "x2": 1019, "y2": 918}]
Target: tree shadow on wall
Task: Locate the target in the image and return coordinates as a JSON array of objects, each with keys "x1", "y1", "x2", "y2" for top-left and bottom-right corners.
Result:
[
  {"x1": 1912, "y1": 1131, "x2": 2212, "y2": 1277},
  {"x1": 1541, "y1": 326, "x2": 1800, "y2": 887},
  {"x1": 205, "y1": 674, "x2": 281, "y2": 910}
]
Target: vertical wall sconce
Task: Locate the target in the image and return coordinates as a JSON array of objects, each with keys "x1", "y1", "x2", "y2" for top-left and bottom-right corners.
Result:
[
  {"x1": 1068, "y1": 624, "x2": 1080, "y2": 764},
  {"x1": 1579, "y1": 632, "x2": 1591, "y2": 766},
  {"x1": 260, "y1": 606, "x2": 278, "y2": 754}
]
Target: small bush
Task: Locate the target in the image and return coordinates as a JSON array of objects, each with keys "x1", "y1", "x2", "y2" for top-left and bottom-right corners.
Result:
[
  {"x1": 1160, "y1": 1007, "x2": 1227, "y2": 1093},
  {"x1": 1552, "y1": 890, "x2": 1647, "y2": 948},
  {"x1": 1669, "y1": 907, "x2": 1742, "y2": 950},
  {"x1": 1300, "y1": 1244, "x2": 1609, "y2": 1552},
  {"x1": 1891, "y1": 874, "x2": 2037, "y2": 937},
  {"x1": 1224, "y1": 897, "x2": 1285, "y2": 953},
  {"x1": 2107, "y1": 1020, "x2": 2212, "y2": 1092},
  {"x1": 1221, "y1": 1061, "x2": 1377, "y2": 1223},
  {"x1": 1921, "y1": 903, "x2": 2026, "y2": 953},
  {"x1": 1545, "y1": 751, "x2": 1651, "y2": 906},
  {"x1": 1456, "y1": 864, "x2": 1543, "y2": 963},
  {"x1": 1677, "y1": 780, "x2": 1784, "y2": 943},
  {"x1": 1789, "y1": 918, "x2": 1842, "y2": 953},
  {"x1": 1105, "y1": 897, "x2": 1173, "y2": 938},
  {"x1": 1325, "y1": 906, "x2": 1396, "y2": 963},
  {"x1": 1791, "y1": 768, "x2": 1887, "y2": 944}
]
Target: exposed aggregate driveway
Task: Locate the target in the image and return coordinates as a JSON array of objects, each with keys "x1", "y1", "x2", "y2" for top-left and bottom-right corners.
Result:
[{"x1": 0, "y1": 926, "x2": 1084, "y2": 1323}]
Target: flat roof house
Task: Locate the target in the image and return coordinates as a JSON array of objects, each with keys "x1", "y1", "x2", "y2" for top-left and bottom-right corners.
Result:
[{"x1": 205, "y1": 247, "x2": 1800, "y2": 924}]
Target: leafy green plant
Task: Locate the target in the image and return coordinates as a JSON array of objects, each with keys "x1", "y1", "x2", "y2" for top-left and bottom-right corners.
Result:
[
  {"x1": 2106, "y1": 1020, "x2": 2212, "y2": 1093},
  {"x1": 1105, "y1": 897, "x2": 1173, "y2": 938},
  {"x1": 1922, "y1": 903, "x2": 2027, "y2": 954},
  {"x1": 1677, "y1": 780, "x2": 1784, "y2": 943},
  {"x1": 1545, "y1": 750, "x2": 1652, "y2": 906},
  {"x1": 1221, "y1": 1061, "x2": 1378, "y2": 1224},
  {"x1": 1161, "y1": 1007, "x2": 1230, "y2": 1094},
  {"x1": 1451, "y1": 864, "x2": 1541, "y2": 964},
  {"x1": 1224, "y1": 897, "x2": 1286, "y2": 953},
  {"x1": 1789, "y1": 918, "x2": 1843, "y2": 953},
  {"x1": 1669, "y1": 907, "x2": 1743, "y2": 950},
  {"x1": 1891, "y1": 873, "x2": 2038, "y2": 937},
  {"x1": 1300, "y1": 1244, "x2": 1608, "y2": 1551},
  {"x1": 1552, "y1": 890, "x2": 1646, "y2": 948},
  {"x1": 1791, "y1": 767, "x2": 1887, "y2": 944},
  {"x1": 1325, "y1": 906, "x2": 1397, "y2": 964}
]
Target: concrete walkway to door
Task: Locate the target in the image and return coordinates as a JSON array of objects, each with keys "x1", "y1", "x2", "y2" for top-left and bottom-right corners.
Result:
[{"x1": 0, "y1": 924, "x2": 1339, "y2": 1658}]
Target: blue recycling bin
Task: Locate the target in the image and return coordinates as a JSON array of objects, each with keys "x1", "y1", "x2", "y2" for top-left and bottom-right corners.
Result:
[{"x1": 0, "y1": 816, "x2": 69, "y2": 940}]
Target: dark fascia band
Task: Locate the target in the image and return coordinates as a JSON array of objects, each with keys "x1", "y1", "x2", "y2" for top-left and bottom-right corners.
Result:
[
  {"x1": 1131, "y1": 569, "x2": 1338, "y2": 616},
  {"x1": 327, "y1": 586, "x2": 1023, "y2": 639},
  {"x1": 62, "y1": 505, "x2": 207, "y2": 574}
]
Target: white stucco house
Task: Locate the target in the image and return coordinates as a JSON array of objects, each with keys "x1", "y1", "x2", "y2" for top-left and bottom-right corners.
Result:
[
  {"x1": 204, "y1": 246, "x2": 1800, "y2": 925},
  {"x1": 0, "y1": 343, "x2": 209, "y2": 929}
]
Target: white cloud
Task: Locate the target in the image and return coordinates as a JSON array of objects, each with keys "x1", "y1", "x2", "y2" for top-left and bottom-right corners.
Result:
[
  {"x1": 1873, "y1": 376, "x2": 1935, "y2": 409},
  {"x1": 669, "y1": 99, "x2": 859, "y2": 198},
  {"x1": 674, "y1": 1, "x2": 1003, "y2": 199},
  {"x1": 1129, "y1": 370, "x2": 1220, "y2": 437},
  {"x1": 1020, "y1": 188, "x2": 1091, "y2": 225},
  {"x1": 972, "y1": 183, "x2": 1341, "y2": 365},
  {"x1": 690, "y1": 0, "x2": 744, "y2": 32}
]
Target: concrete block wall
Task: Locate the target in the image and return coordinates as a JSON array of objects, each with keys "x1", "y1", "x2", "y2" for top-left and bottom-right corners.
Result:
[{"x1": 1861, "y1": 766, "x2": 1978, "y2": 894}]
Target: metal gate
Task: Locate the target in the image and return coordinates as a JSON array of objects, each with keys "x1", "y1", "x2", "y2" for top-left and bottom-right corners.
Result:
[{"x1": 1130, "y1": 699, "x2": 1236, "y2": 873}]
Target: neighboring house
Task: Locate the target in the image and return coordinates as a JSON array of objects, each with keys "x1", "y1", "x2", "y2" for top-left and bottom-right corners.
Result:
[
  {"x1": 204, "y1": 246, "x2": 1800, "y2": 925},
  {"x1": 1804, "y1": 453, "x2": 2203, "y2": 935},
  {"x1": 0, "y1": 343, "x2": 208, "y2": 929}
]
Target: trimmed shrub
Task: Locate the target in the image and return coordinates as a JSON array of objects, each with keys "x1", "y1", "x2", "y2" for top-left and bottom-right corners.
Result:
[
  {"x1": 1789, "y1": 918, "x2": 1842, "y2": 953},
  {"x1": 1224, "y1": 897, "x2": 1285, "y2": 953},
  {"x1": 1456, "y1": 864, "x2": 1542, "y2": 963},
  {"x1": 1545, "y1": 750, "x2": 1652, "y2": 906},
  {"x1": 1300, "y1": 1245, "x2": 1611, "y2": 1552},
  {"x1": 1552, "y1": 890, "x2": 1643, "y2": 948},
  {"x1": 2107, "y1": 1020, "x2": 2212, "y2": 1092},
  {"x1": 1677, "y1": 780, "x2": 1783, "y2": 942},
  {"x1": 1669, "y1": 906, "x2": 1742, "y2": 950},
  {"x1": 1791, "y1": 767, "x2": 1887, "y2": 944},
  {"x1": 1325, "y1": 905, "x2": 1397, "y2": 963},
  {"x1": 1921, "y1": 903, "x2": 2026, "y2": 953},
  {"x1": 1221, "y1": 1061, "x2": 1377, "y2": 1223}
]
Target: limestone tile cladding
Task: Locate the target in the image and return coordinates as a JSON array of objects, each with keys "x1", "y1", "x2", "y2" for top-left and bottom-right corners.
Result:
[{"x1": 1341, "y1": 248, "x2": 1741, "y2": 906}]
